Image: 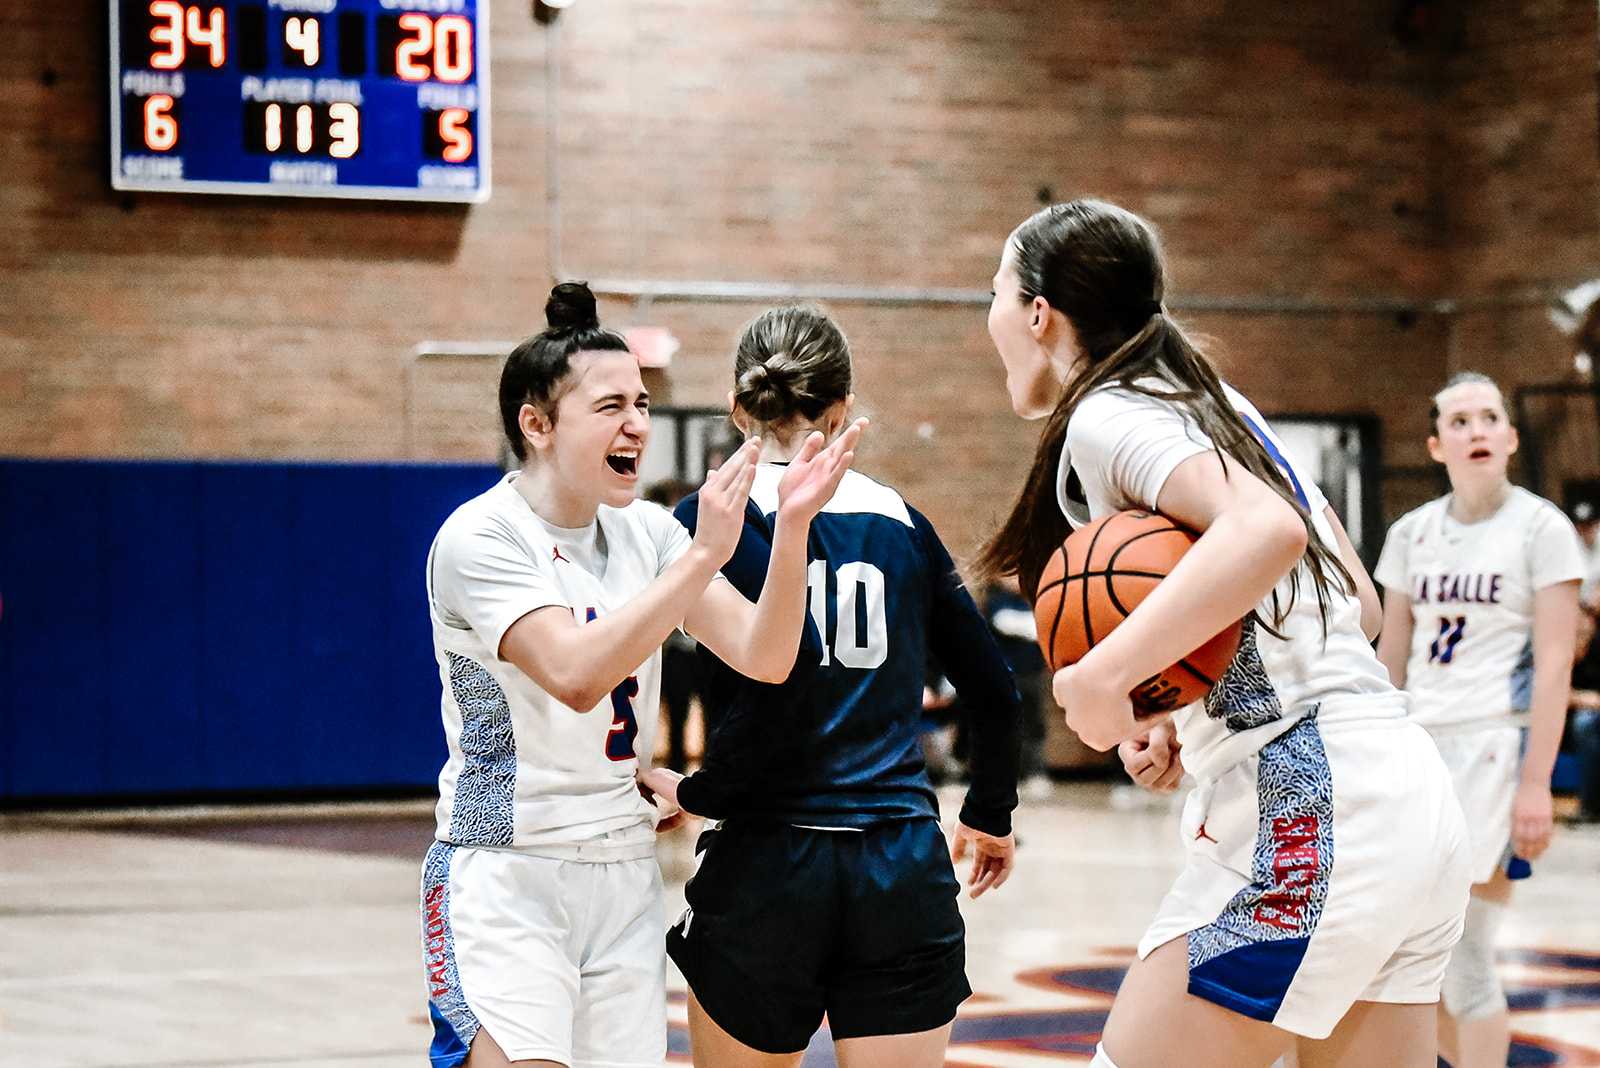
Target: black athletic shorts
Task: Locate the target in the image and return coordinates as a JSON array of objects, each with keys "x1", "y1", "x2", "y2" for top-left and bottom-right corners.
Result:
[{"x1": 666, "y1": 817, "x2": 970, "y2": 1054}]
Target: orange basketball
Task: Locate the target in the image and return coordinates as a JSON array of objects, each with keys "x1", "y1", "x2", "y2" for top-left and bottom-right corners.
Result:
[{"x1": 1033, "y1": 510, "x2": 1243, "y2": 716}]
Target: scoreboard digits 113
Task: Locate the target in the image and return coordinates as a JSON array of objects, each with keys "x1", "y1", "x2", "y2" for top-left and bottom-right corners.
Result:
[{"x1": 111, "y1": 0, "x2": 489, "y2": 202}]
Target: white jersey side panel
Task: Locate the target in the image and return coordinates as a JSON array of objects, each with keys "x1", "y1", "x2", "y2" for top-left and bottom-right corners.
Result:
[
  {"x1": 426, "y1": 475, "x2": 690, "y2": 852},
  {"x1": 1374, "y1": 487, "x2": 1585, "y2": 729}
]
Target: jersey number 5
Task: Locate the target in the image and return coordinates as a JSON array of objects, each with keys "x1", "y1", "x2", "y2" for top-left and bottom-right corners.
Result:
[
  {"x1": 606, "y1": 676, "x2": 639, "y2": 761},
  {"x1": 805, "y1": 559, "x2": 888, "y2": 669},
  {"x1": 585, "y1": 607, "x2": 640, "y2": 760}
]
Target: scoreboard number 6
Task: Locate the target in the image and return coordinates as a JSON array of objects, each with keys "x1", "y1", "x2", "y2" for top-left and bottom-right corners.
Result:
[{"x1": 143, "y1": 94, "x2": 177, "y2": 151}]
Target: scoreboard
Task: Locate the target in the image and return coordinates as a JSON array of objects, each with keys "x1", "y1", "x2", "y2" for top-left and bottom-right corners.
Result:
[{"x1": 110, "y1": 0, "x2": 490, "y2": 202}]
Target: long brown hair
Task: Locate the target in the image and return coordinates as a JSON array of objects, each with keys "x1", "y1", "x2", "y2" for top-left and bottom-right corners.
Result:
[{"x1": 976, "y1": 200, "x2": 1352, "y2": 637}]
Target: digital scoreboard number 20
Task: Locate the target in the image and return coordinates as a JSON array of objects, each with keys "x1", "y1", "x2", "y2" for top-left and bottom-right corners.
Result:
[{"x1": 110, "y1": 0, "x2": 490, "y2": 203}]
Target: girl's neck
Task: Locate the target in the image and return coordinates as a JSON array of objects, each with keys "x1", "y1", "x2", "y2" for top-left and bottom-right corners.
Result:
[
  {"x1": 514, "y1": 464, "x2": 598, "y2": 528},
  {"x1": 1448, "y1": 477, "x2": 1511, "y2": 524},
  {"x1": 756, "y1": 425, "x2": 828, "y2": 463}
]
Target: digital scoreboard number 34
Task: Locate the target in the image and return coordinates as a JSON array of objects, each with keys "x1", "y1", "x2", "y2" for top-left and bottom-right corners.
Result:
[{"x1": 110, "y1": 0, "x2": 490, "y2": 203}]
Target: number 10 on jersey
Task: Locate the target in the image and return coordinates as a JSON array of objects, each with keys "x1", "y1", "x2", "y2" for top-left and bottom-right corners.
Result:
[{"x1": 805, "y1": 559, "x2": 888, "y2": 669}]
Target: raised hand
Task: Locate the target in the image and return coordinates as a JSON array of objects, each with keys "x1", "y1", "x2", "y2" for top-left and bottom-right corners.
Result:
[
  {"x1": 692, "y1": 439, "x2": 761, "y2": 565},
  {"x1": 776, "y1": 418, "x2": 868, "y2": 523}
]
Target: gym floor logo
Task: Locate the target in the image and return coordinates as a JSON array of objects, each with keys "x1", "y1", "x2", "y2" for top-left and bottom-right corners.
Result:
[{"x1": 667, "y1": 948, "x2": 1600, "y2": 1066}]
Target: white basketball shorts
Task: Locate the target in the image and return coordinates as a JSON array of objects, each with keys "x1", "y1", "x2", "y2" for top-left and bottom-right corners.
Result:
[
  {"x1": 421, "y1": 841, "x2": 667, "y2": 1068},
  {"x1": 1428, "y1": 721, "x2": 1526, "y2": 885},
  {"x1": 1138, "y1": 706, "x2": 1472, "y2": 1039}
]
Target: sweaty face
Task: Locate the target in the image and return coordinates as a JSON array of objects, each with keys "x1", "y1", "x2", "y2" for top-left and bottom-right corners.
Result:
[
  {"x1": 1428, "y1": 381, "x2": 1516, "y2": 486},
  {"x1": 548, "y1": 350, "x2": 650, "y2": 510},
  {"x1": 987, "y1": 244, "x2": 1059, "y2": 419}
]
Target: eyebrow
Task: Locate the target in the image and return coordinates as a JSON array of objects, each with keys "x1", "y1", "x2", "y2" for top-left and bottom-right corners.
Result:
[{"x1": 594, "y1": 391, "x2": 648, "y2": 406}]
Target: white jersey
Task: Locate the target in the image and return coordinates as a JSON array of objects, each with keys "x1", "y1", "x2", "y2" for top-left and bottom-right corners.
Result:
[
  {"x1": 425, "y1": 473, "x2": 696, "y2": 857},
  {"x1": 1374, "y1": 487, "x2": 1585, "y2": 730},
  {"x1": 1058, "y1": 380, "x2": 1396, "y2": 780}
]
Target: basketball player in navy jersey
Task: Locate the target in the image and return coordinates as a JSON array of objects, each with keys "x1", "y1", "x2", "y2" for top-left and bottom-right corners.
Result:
[{"x1": 639, "y1": 305, "x2": 1023, "y2": 1068}]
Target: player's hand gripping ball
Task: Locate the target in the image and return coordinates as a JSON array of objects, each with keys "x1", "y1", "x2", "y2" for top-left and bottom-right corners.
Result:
[{"x1": 1033, "y1": 510, "x2": 1242, "y2": 716}]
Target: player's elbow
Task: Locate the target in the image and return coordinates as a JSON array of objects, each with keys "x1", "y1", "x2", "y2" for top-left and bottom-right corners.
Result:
[
  {"x1": 547, "y1": 673, "x2": 605, "y2": 713},
  {"x1": 746, "y1": 647, "x2": 796, "y2": 685},
  {"x1": 1260, "y1": 500, "x2": 1309, "y2": 567}
]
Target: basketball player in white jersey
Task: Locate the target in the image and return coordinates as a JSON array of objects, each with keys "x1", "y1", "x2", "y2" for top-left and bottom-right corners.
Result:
[
  {"x1": 1375, "y1": 372, "x2": 1584, "y2": 1068},
  {"x1": 420, "y1": 282, "x2": 863, "y2": 1068},
  {"x1": 982, "y1": 199, "x2": 1471, "y2": 1068}
]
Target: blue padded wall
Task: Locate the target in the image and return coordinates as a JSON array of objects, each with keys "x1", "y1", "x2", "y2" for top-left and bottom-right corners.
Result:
[{"x1": 0, "y1": 459, "x2": 501, "y2": 802}]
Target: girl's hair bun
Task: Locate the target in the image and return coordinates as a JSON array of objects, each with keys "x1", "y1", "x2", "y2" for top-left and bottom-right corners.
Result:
[{"x1": 546, "y1": 281, "x2": 600, "y2": 332}]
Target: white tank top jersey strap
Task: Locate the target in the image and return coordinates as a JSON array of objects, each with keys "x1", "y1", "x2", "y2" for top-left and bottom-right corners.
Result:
[
  {"x1": 425, "y1": 472, "x2": 701, "y2": 860},
  {"x1": 1056, "y1": 380, "x2": 1400, "y2": 781},
  {"x1": 1374, "y1": 487, "x2": 1586, "y2": 731}
]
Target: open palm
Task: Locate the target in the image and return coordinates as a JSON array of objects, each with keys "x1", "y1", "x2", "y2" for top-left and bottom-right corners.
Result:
[{"x1": 776, "y1": 418, "x2": 868, "y2": 521}]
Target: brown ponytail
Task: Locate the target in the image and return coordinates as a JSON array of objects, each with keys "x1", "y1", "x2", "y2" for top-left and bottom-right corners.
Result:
[{"x1": 977, "y1": 201, "x2": 1353, "y2": 637}]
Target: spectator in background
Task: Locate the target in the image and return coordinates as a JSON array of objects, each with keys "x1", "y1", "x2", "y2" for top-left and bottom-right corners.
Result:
[
  {"x1": 645, "y1": 478, "x2": 701, "y2": 772},
  {"x1": 984, "y1": 575, "x2": 1052, "y2": 801},
  {"x1": 705, "y1": 435, "x2": 741, "y2": 472},
  {"x1": 1568, "y1": 500, "x2": 1600, "y2": 823},
  {"x1": 1570, "y1": 500, "x2": 1600, "y2": 606},
  {"x1": 920, "y1": 664, "x2": 962, "y2": 785}
]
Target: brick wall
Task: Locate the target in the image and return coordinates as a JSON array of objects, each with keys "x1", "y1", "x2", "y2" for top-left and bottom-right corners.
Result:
[
  {"x1": 3, "y1": 0, "x2": 1596, "y2": 552},
  {"x1": 1436, "y1": 0, "x2": 1600, "y2": 505}
]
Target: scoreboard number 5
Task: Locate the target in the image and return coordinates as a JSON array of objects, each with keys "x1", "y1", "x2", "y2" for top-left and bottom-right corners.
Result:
[{"x1": 440, "y1": 108, "x2": 472, "y2": 162}]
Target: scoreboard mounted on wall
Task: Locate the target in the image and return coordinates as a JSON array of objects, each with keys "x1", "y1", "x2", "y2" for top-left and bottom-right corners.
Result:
[{"x1": 110, "y1": 0, "x2": 490, "y2": 202}]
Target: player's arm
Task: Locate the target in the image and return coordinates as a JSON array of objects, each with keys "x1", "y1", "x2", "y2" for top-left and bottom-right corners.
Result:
[
  {"x1": 1515, "y1": 578, "x2": 1580, "y2": 860},
  {"x1": 1324, "y1": 504, "x2": 1381, "y2": 640},
  {"x1": 1056, "y1": 451, "x2": 1308, "y2": 751},
  {"x1": 915, "y1": 509, "x2": 1022, "y2": 897},
  {"x1": 683, "y1": 422, "x2": 863, "y2": 683},
  {"x1": 1374, "y1": 588, "x2": 1413, "y2": 688},
  {"x1": 656, "y1": 499, "x2": 821, "y2": 820},
  {"x1": 916, "y1": 509, "x2": 1022, "y2": 834},
  {"x1": 497, "y1": 442, "x2": 759, "y2": 712}
]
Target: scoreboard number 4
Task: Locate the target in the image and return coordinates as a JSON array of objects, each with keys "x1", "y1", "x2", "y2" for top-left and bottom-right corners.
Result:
[{"x1": 285, "y1": 17, "x2": 320, "y2": 68}]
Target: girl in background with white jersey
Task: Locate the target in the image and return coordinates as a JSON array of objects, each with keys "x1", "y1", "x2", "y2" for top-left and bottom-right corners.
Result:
[
  {"x1": 1374, "y1": 372, "x2": 1584, "y2": 1068},
  {"x1": 979, "y1": 199, "x2": 1471, "y2": 1068},
  {"x1": 420, "y1": 283, "x2": 861, "y2": 1068}
]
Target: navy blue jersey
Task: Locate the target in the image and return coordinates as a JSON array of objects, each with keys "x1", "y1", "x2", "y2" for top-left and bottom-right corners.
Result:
[{"x1": 673, "y1": 466, "x2": 1022, "y2": 835}]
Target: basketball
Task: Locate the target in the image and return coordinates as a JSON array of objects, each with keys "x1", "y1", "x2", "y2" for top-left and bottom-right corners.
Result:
[{"x1": 1034, "y1": 510, "x2": 1243, "y2": 715}]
